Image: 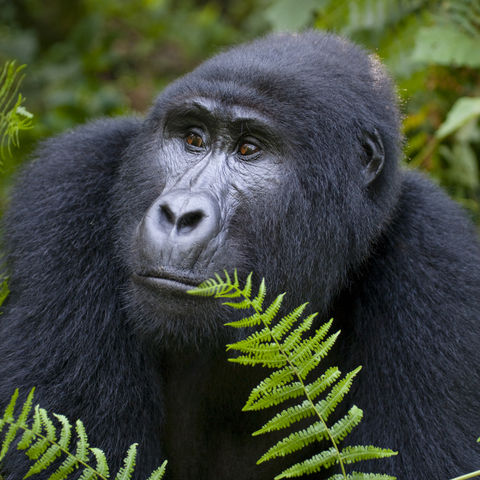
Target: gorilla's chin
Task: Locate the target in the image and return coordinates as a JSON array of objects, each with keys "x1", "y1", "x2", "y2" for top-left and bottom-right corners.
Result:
[{"x1": 127, "y1": 275, "x2": 233, "y2": 349}]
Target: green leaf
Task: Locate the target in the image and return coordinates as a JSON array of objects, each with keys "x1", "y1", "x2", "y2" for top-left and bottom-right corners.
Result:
[
  {"x1": 229, "y1": 353, "x2": 287, "y2": 368},
  {"x1": 244, "y1": 367, "x2": 295, "y2": 409},
  {"x1": 24, "y1": 442, "x2": 61, "y2": 478},
  {"x1": 329, "y1": 473, "x2": 396, "y2": 480},
  {"x1": 412, "y1": 26, "x2": 480, "y2": 68},
  {"x1": 225, "y1": 312, "x2": 262, "y2": 328},
  {"x1": 258, "y1": 421, "x2": 329, "y2": 463},
  {"x1": 339, "y1": 445, "x2": 398, "y2": 464},
  {"x1": 253, "y1": 399, "x2": 315, "y2": 435},
  {"x1": 330, "y1": 406, "x2": 364, "y2": 443},
  {"x1": 436, "y1": 97, "x2": 480, "y2": 139},
  {"x1": 197, "y1": 272, "x2": 395, "y2": 478},
  {"x1": 282, "y1": 313, "x2": 318, "y2": 352},
  {"x1": 265, "y1": 0, "x2": 318, "y2": 31},
  {"x1": 296, "y1": 331, "x2": 341, "y2": 379},
  {"x1": 315, "y1": 368, "x2": 362, "y2": 421},
  {"x1": 48, "y1": 454, "x2": 78, "y2": 480},
  {"x1": 275, "y1": 446, "x2": 340, "y2": 478},
  {"x1": 18, "y1": 403, "x2": 42, "y2": 450},
  {"x1": 90, "y1": 447, "x2": 110, "y2": 478},
  {"x1": 251, "y1": 278, "x2": 266, "y2": 311},
  {"x1": 304, "y1": 367, "x2": 341, "y2": 400},
  {"x1": 246, "y1": 381, "x2": 305, "y2": 411},
  {"x1": 0, "y1": 389, "x2": 20, "y2": 460},
  {"x1": 0, "y1": 278, "x2": 9, "y2": 307},
  {"x1": 114, "y1": 443, "x2": 138, "y2": 480},
  {"x1": 53, "y1": 414, "x2": 73, "y2": 450},
  {"x1": 227, "y1": 326, "x2": 272, "y2": 350},
  {"x1": 146, "y1": 460, "x2": 168, "y2": 480},
  {"x1": 271, "y1": 303, "x2": 309, "y2": 340},
  {"x1": 75, "y1": 420, "x2": 89, "y2": 461},
  {"x1": 262, "y1": 293, "x2": 285, "y2": 326},
  {"x1": 438, "y1": 142, "x2": 479, "y2": 190}
]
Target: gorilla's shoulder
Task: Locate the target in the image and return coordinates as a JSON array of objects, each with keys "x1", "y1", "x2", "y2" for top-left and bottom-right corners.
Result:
[{"x1": 392, "y1": 169, "x2": 480, "y2": 257}]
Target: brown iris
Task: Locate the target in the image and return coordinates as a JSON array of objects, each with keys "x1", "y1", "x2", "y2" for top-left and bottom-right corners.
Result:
[
  {"x1": 186, "y1": 132, "x2": 204, "y2": 148},
  {"x1": 239, "y1": 143, "x2": 259, "y2": 156}
]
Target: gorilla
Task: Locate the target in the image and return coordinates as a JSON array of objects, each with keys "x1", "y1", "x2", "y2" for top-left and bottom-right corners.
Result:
[{"x1": 0, "y1": 31, "x2": 479, "y2": 480}]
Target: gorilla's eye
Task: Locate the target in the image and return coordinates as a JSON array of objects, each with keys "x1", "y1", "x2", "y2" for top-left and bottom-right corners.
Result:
[
  {"x1": 238, "y1": 142, "x2": 260, "y2": 157},
  {"x1": 185, "y1": 132, "x2": 204, "y2": 149}
]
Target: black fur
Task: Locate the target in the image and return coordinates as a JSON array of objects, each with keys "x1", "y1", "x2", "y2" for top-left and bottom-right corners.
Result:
[{"x1": 0, "y1": 31, "x2": 479, "y2": 479}]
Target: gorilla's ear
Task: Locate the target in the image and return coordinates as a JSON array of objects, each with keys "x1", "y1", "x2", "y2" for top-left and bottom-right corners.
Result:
[{"x1": 361, "y1": 128, "x2": 385, "y2": 186}]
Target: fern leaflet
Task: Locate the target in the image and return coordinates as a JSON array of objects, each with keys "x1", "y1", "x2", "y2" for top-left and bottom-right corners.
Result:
[
  {"x1": 189, "y1": 271, "x2": 397, "y2": 479},
  {"x1": 0, "y1": 389, "x2": 167, "y2": 480}
]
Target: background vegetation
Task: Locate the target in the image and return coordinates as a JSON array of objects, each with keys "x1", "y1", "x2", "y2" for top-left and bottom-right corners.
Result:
[{"x1": 1, "y1": 0, "x2": 479, "y2": 221}]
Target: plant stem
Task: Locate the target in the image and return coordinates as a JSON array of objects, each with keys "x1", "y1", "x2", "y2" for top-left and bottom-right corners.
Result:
[
  {"x1": 450, "y1": 471, "x2": 480, "y2": 480},
  {"x1": 240, "y1": 289, "x2": 348, "y2": 479}
]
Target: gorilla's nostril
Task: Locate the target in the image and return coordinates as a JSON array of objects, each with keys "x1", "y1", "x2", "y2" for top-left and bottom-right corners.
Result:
[
  {"x1": 177, "y1": 210, "x2": 204, "y2": 232},
  {"x1": 160, "y1": 204, "x2": 175, "y2": 225}
]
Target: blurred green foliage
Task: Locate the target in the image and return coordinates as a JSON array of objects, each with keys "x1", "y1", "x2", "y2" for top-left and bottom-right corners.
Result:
[{"x1": 1, "y1": 0, "x2": 480, "y2": 221}]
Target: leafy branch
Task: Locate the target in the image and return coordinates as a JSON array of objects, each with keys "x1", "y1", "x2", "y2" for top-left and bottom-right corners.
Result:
[
  {"x1": 0, "y1": 388, "x2": 167, "y2": 480},
  {"x1": 189, "y1": 271, "x2": 397, "y2": 479}
]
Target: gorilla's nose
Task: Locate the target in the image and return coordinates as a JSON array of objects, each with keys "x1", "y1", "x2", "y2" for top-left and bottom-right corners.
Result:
[
  {"x1": 159, "y1": 194, "x2": 208, "y2": 235},
  {"x1": 137, "y1": 190, "x2": 221, "y2": 268}
]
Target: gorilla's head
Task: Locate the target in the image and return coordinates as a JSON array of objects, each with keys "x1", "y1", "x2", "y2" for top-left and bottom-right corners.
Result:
[{"x1": 114, "y1": 31, "x2": 401, "y2": 347}]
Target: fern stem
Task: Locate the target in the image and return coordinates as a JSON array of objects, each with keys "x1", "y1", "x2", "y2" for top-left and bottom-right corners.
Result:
[
  {"x1": 238, "y1": 287, "x2": 348, "y2": 479},
  {"x1": 450, "y1": 471, "x2": 480, "y2": 480},
  {"x1": 2, "y1": 418, "x2": 108, "y2": 480}
]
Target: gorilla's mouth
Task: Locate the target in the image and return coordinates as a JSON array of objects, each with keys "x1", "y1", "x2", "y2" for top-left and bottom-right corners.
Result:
[{"x1": 132, "y1": 270, "x2": 202, "y2": 293}]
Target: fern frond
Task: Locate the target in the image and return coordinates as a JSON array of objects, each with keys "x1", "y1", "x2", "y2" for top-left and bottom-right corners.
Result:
[
  {"x1": 314, "y1": 368, "x2": 362, "y2": 422},
  {"x1": 244, "y1": 367, "x2": 295, "y2": 409},
  {"x1": 227, "y1": 325, "x2": 273, "y2": 350},
  {"x1": 339, "y1": 445, "x2": 398, "y2": 465},
  {"x1": 189, "y1": 272, "x2": 397, "y2": 479},
  {"x1": 88, "y1": 448, "x2": 110, "y2": 478},
  {"x1": 277, "y1": 445, "x2": 395, "y2": 479},
  {"x1": 271, "y1": 303, "x2": 309, "y2": 340},
  {"x1": 295, "y1": 331, "x2": 341, "y2": 379},
  {"x1": 0, "y1": 279, "x2": 9, "y2": 307},
  {"x1": 114, "y1": 443, "x2": 137, "y2": 480},
  {"x1": 0, "y1": 389, "x2": 167, "y2": 480},
  {"x1": 330, "y1": 407, "x2": 364, "y2": 443},
  {"x1": 48, "y1": 453, "x2": 78, "y2": 480},
  {"x1": 0, "y1": 388, "x2": 35, "y2": 461},
  {"x1": 258, "y1": 421, "x2": 330, "y2": 463},
  {"x1": 276, "y1": 446, "x2": 341, "y2": 477},
  {"x1": 253, "y1": 399, "x2": 315, "y2": 435},
  {"x1": 304, "y1": 367, "x2": 341, "y2": 400},
  {"x1": 329, "y1": 473, "x2": 396, "y2": 480},
  {"x1": 54, "y1": 414, "x2": 73, "y2": 450},
  {"x1": 228, "y1": 352, "x2": 287, "y2": 368},
  {"x1": 146, "y1": 460, "x2": 168, "y2": 480},
  {"x1": 225, "y1": 312, "x2": 264, "y2": 329},
  {"x1": 251, "y1": 278, "x2": 267, "y2": 311},
  {"x1": 246, "y1": 381, "x2": 305, "y2": 411}
]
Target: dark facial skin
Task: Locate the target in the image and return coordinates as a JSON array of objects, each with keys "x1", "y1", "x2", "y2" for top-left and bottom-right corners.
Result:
[
  {"x1": 124, "y1": 97, "x2": 286, "y2": 344},
  {"x1": 132, "y1": 97, "x2": 283, "y2": 285}
]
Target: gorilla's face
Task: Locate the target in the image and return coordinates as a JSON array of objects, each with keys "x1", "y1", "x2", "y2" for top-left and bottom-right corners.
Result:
[
  {"x1": 114, "y1": 32, "x2": 399, "y2": 346},
  {"x1": 132, "y1": 97, "x2": 284, "y2": 287},
  {"x1": 118, "y1": 97, "x2": 288, "y2": 345}
]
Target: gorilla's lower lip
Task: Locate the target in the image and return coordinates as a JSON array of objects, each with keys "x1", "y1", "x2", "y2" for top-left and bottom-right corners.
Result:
[{"x1": 132, "y1": 272, "x2": 201, "y2": 292}]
